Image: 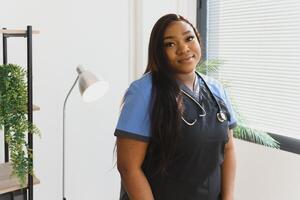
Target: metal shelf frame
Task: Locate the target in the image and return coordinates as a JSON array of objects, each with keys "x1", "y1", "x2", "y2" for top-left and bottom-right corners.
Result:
[{"x1": 1, "y1": 26, "x2": 38, "y2": 200}]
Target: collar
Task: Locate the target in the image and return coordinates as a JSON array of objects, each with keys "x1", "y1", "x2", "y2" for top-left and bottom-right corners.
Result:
[{"x1": 178, "y1": 72, "x2": 203, "y2": 101}]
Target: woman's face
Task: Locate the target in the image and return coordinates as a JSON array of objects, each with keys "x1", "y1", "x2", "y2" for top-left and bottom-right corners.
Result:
[{"x1": 163, "y1": 20, "x2": 201, "y2": 74}]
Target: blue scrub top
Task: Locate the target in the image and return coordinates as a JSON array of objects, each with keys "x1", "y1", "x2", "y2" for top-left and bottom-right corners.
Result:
[{"x1": 114, "y1": 72, "x2": 237, "y2": 141}]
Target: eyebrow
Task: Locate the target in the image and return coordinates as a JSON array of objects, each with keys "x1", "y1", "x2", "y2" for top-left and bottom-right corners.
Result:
[{"x1": 163, "y1": 30, "x2": 192, "y2": 40}]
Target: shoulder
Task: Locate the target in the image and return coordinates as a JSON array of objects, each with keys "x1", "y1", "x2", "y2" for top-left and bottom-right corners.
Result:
[
  {"x1": 115, "y1": 72, "x2": 153, "y2": 140},
  {"x1": 127, "y1": 72, "x2": 152, "y2": 100},
  {"x1": 197, "y1": 72, "x2": 238, "y2": 128},
  {"x1": 197, "y1": 72, "x2": 226, "y2": 100}
]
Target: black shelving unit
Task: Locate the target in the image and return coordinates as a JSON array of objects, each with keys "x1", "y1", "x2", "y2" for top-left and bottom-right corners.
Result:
[{"x1": 0, "y1": 26, "x2": 39, "y2": 200}]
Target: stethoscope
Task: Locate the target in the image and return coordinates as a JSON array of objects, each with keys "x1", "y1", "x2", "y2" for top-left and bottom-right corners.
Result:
[{"x1": 180, "y1": 73, "x2": 227, "y2": 126}]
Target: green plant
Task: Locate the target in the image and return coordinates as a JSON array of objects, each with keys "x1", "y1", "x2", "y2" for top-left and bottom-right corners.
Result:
[
  {"x1": 0, "y1": 64, "x2": 40, "y2": 186},
  {"x1": 197, "y1": 59, "x2": 279, "y2": 148}
]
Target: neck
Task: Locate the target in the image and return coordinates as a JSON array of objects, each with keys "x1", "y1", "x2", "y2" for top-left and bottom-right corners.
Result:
[{"x1": 175, "y1": 71, "x2": 196, "y2": 91}]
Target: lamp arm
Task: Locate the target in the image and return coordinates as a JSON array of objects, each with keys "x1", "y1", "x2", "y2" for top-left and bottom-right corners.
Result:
[{"x1": 62, "y1": 75, "x2": 79, "y2": 200}]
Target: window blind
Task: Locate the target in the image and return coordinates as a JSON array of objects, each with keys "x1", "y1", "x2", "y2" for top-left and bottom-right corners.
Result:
[{"x1": 207, "y1": 0, "x2": 300, "y2": 139}]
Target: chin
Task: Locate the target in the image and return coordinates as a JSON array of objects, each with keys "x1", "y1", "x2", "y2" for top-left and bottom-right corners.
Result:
[
  {"x1": 169, "y1": 61, "x2": 197, "y2": 74},
  {"x1": 180, "y1": 64, "x2": 197, "y2": 72},
  {"x1": 175, "y1": 66, "x2": 196, "y2": 74}
]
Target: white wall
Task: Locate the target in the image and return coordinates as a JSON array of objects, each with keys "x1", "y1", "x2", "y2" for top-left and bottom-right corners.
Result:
[
  {"x1": 1, "y1": 0, "x2": 129, "y2": 199},
  {"x1": 235, "y1": 140, "x2": 300, "y2": 200}
]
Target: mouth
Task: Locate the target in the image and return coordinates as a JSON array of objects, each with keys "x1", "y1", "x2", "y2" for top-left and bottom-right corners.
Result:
[{"x1": 178, "y1": 55, "x2": 195, "y2": 63}]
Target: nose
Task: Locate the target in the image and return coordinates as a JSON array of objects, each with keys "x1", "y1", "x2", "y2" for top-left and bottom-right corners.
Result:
[{"x1": 177, "y1": 42, "x2": 190, "y2": 55}]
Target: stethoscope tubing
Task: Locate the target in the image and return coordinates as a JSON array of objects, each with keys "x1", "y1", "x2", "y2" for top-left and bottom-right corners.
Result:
[
  {"x1": 180, "y1": 89, "x2": 206, "y2": 126},
  {"x1": 180, "y1": 72, "x2": 226, "y2": 126}
]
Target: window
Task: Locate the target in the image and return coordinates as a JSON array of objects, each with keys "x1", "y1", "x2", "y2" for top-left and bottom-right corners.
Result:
[{"x1": 200, "y1": 0, "x2": 300, "y2": 141}]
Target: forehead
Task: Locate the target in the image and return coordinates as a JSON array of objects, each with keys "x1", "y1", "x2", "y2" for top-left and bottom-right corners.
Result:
[{"x1": 164, "y1": 20, "x2": 194, "y2": 38}]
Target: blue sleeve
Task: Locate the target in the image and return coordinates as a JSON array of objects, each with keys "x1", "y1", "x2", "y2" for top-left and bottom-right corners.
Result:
[
  {"x1": 114, "y1": 82, "x2": 151, "y2": 141},
  {"x1": 222, "y1": 87, "x2": 238, "y2": 129}
]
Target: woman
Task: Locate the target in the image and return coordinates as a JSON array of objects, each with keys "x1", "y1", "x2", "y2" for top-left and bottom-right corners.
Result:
[{"x1": 114, "y1": 14, "x2": 237, "y2": 200}]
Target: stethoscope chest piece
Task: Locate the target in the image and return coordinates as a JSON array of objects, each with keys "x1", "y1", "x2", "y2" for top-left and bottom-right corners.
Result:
[{"x1": 217, "y1": 111, "x2": 227, "y2": 123}]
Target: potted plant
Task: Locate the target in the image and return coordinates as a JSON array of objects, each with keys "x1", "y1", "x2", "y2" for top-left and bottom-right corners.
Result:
[{"x1": 0, "y1": 63, "x2": 40, "y2": 186}]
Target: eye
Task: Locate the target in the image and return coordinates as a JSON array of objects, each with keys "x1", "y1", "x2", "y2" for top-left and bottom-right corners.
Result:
[
  {"x1": 164, "y1": 42, "x2": 175, "y2": 48},
  {"x1": 186, "y1": 35, "x2": 195, "y2": 42}
]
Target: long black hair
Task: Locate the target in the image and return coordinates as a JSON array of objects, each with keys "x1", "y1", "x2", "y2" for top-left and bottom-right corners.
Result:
[{"x1": 144, "y1": 14, "x2": 202, "y2": 174}]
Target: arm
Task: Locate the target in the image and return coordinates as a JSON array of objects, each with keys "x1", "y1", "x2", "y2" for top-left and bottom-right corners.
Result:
[
  {"x1": 116, "y1": 137, "x2": 154, "y2": 200},
  {"x1": 221, "y1": 129, "x2": 236, "y2": 200}
]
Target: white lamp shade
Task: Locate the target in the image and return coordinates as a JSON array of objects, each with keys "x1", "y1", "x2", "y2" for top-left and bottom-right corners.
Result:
[
  {"x1": 82, "y1": 80, "x2": 109, "y2": 102},
  {"x1": 77, "y1": 66, "x2": 109, "y2": 102}
]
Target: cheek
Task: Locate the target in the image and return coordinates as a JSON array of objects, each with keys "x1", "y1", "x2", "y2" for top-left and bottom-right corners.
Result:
[
  {"x1": 164, "y1": 49, "x2": 176, "y2": 63},
  {"x1": 194, "y1": 43, "x2": 202, "y2": 60}
]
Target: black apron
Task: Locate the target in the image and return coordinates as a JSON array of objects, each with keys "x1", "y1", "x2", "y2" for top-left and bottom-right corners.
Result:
[{"x1": 120, "y1": 76, "x2": 231, "y2": 200}]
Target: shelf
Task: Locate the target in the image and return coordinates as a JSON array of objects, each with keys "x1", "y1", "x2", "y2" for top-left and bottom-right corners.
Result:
[
  {"x1": 0, "y1": 162, "x2": 40, "y2": 194},
  {"x1": 33, "y1": 104, "x2": 40, "y2": 111},
  {"x1": 1, "y1": 25, "x2": 38, "y2": 200},
  {"x1": 0, "y1": 30, "x2": 40, "y2": 34},
  {"x1": 0, "y1": 29, "x2": 40, "y2": 38}
]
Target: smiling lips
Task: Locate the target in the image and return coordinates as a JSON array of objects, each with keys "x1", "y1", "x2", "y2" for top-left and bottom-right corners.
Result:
[{"x1": 178, "y1": 55, "x2": 195, "y2": 63}]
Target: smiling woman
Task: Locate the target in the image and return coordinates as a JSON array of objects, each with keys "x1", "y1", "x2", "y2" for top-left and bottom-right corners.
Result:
[
  {"x1": 163, "y1": 20, "x2": 202, "y2": 78},
  {"x1": 114, "y1": 14, "x2": 237, "y2": 200}
]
